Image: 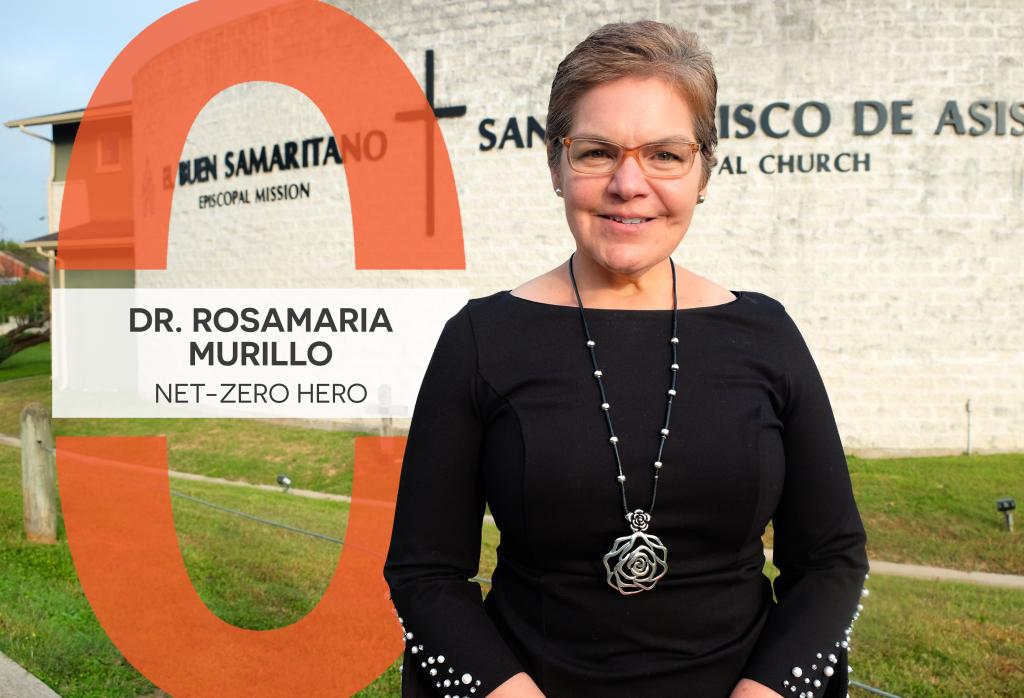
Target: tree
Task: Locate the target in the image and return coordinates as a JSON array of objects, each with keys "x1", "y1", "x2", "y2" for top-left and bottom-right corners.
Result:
[
  {"x1": 0, "y1": 278, "x2": 50, "y2": 365},
  {"x1": 0, "y1": 239, "x2": 47, "y2": 267}
]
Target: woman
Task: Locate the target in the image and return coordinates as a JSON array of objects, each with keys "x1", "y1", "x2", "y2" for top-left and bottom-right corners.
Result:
[{"x1": 384, "y1": 20, "x2": 869, "y2": 698}]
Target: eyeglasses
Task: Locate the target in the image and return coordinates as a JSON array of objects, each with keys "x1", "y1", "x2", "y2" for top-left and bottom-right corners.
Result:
[{"x1": 561, "y1": 136, "x2": 701, "y2": 178}]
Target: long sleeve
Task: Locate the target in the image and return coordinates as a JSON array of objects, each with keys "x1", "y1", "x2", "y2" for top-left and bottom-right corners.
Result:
[
  {"x1": 383, "y1": 304, "x2": 526, "y2": 697},
  {"x1": 741, "y1": 307, "x2": 870, "y2": 698}
]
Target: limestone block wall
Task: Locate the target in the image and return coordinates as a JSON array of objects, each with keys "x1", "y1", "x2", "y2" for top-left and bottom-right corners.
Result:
[{"x1": 116, "y1": 0, "x2": 1022, "y2": 452}]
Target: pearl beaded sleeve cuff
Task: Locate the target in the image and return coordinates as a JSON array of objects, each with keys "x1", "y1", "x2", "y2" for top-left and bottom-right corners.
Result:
[{"x1": 778, "y1": 575, "x2": 869, "y2": 697}]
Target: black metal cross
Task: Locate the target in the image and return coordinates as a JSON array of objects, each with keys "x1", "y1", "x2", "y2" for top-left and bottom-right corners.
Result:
[{"x1": 396, "y1": 50, "x2": 467, "y2": 238}]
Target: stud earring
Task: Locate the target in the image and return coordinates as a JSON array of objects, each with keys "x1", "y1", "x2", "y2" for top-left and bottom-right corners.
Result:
[
  {"x1": 697, "y1": 194, "x2": 706, "y2": 204},
  {"x1": 555, "y1": 188, "x2": 562, "y2": 197}
]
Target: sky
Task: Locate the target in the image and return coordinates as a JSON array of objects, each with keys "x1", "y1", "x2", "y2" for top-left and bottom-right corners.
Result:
[{"x1": 0, "y1": 1, "x2": 188, "y2": 242}]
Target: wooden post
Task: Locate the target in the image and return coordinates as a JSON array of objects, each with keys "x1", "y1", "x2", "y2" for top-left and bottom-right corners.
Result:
[
  {"x1": 21, "y1": 403, "x2": 56, "y2": 544},
  {"x1": 379, "y1": 384, "x2": 394, "y2": 438}
]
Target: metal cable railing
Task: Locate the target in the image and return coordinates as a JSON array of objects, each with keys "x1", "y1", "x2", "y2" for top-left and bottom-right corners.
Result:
[
  {"x1": 168, "y1": 488, "x2": 495, "y2": 585},
  {"x1": 170, "y1": 491, "x2": 345, "y2": 544},
  {"x1": 849, "y1": 681, "x2": 903, "y2": 697}
]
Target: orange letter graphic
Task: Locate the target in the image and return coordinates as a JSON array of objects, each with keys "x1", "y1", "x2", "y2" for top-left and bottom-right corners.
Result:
[{"x1": 56, "y1": 0, "x2": 464, "y2": 694}]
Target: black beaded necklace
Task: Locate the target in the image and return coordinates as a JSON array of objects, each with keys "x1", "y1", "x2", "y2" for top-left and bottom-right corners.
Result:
[{"x1": 568, "y1": 252, "x2": 679, "y2": 595}]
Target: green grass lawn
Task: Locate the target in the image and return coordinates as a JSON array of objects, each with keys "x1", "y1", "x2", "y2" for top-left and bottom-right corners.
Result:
[
  {"x1": 850, "y1": 573, "x2": 1023, "y2": 696},
  {"x1": 0, "y1": 374, "x2": 50, "y2": 435},
  {"x1": 0, "y1": 373, "x2": 50, "y2": 435},
  {"x1": 848, "y1": 453, "x2": 1022, "y2": 575},
  {"x1": 1, "y1": 446, "x2": 1021, "y2": 697},
  {"x1": 762, "y1": 453, "x2": 1024, "y2": 575},
  {"x1": 3, "y1": 368, "x2": 1023, "y2": 695},
  {"x1": 0, "y1": 445, "x2": 406, "y2": 696},
  {"x1": 0, "y1": 342, "x2": 50, "y2": 383}
]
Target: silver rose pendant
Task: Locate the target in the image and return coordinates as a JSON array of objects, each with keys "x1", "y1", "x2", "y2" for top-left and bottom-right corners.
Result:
[{"x1": 603, "y1": 509, "x2": 669, "y2": 595}]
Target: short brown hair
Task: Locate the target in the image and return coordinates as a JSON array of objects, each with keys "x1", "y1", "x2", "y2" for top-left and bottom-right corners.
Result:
[{"x1": 545, "y1": 21, "x2": 719, "y2": 186}]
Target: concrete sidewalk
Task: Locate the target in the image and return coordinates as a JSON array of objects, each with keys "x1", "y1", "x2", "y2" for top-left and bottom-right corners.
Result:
[
  {"x1": 861, "y1": 558, "x2": 1024, "y2": 589},
  {"x1": 0, "y1": 651, "x2": 61, "y2": 697},
  {"x1": 763, "y1": 549, "x2": 1024, "y2": 590}
]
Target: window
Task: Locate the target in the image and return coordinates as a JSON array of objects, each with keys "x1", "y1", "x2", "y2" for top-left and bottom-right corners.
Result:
[{"x1": 96, "y1": 132, "x2": 121, "y2": 172}]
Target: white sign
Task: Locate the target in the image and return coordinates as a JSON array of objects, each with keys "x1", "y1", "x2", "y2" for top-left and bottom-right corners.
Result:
[{"x1": 52, "y1": 288, "x2": 468, "y2": 418}]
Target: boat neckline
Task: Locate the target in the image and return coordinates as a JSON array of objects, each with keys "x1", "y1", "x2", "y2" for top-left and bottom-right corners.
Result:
[{"x1": 503, "y1": 289, "x2": 747, "y2": 313}]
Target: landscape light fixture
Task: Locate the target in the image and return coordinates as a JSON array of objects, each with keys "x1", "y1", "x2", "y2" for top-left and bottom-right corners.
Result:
[{"x1": 996, "y1": 498, "x2": 1015, "y2": 532}]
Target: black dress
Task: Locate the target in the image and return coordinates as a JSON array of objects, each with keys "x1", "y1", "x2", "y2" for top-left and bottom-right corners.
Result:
[{"x1": 383, "y1": 289, "x2": 869, "y2": 698}]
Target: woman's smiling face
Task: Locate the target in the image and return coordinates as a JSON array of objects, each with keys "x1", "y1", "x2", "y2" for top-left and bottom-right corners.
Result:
[{"x1": 551, "y1": 75, "x2": 707, "y2": 279}]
